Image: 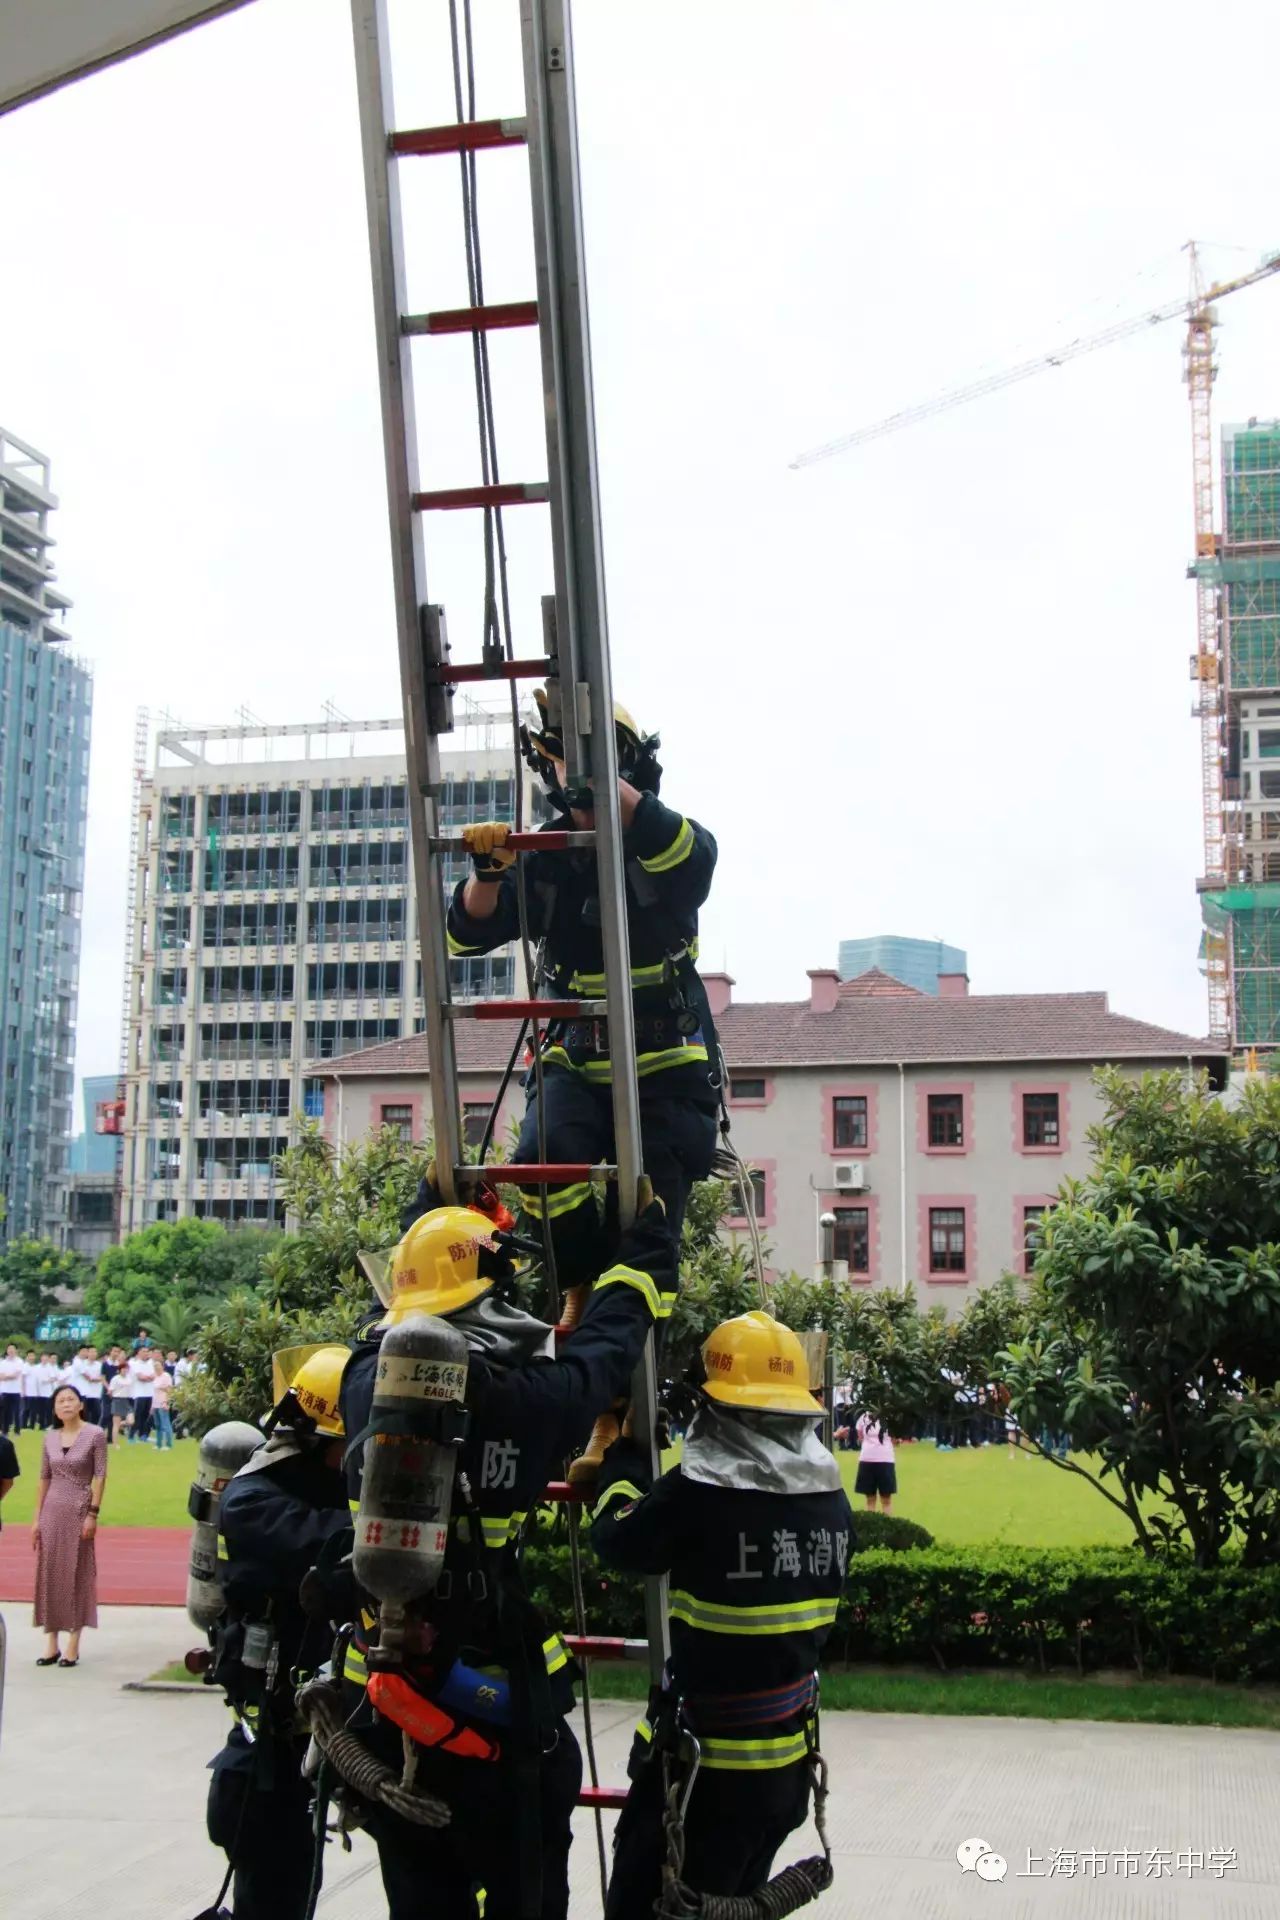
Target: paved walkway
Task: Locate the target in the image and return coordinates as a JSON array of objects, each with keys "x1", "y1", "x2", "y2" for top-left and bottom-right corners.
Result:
[
  {"x1": 1, "y1": 1607, "x2": 1278, "y2": 1918},
  {"x1": 0, "y1": 1524, "x2": 186, "y2": 1606}
]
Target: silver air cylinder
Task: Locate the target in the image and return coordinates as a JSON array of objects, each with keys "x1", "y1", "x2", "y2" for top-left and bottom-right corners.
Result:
[
  {"x1": 186, "y1": 1420, "x2": 264, "y2": 1631},
  {"x1": 353, "y1": 1314, "x2": 469, "y2": 1658}
]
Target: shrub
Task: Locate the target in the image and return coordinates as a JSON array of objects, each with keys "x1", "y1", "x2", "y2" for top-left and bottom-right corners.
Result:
[
  {"x1": 851, "y1": 1511, "x2": 935, "y2": 1553},
  {"x1": 832, "y1": 1546, "x2": 1280, "y2": 1682},
  {"x1": 518, "y1": 1532, "x2": 1280, "y2": 1685}
]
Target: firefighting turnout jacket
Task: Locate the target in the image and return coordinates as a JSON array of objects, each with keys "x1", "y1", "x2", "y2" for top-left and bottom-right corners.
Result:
[
  {"x1": 591, "y1": 1436, "x2": 853, "y2": 1771},
  {"x1": 445, "y1": 793, "x2": 719, "y2": 1101},
  {"x1": 217, "y1": 1448, "x2": 353, "y2": 1721},
  {"x1": 338, "y1": 1206, "x2": 679, "y2": 1712}
]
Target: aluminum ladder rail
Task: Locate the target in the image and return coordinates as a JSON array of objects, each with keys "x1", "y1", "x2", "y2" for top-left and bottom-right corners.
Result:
[{"x1": 348, "y1": 0, "x2": 670, "y2": 1703}]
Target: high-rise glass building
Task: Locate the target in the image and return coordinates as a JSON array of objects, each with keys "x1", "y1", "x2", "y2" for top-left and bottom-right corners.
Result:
[
  {"x1": 0, "y1": 427, "x2": 92, "y2": 1243},
  {"x1": 836, "y1": 934, "x2": 968, "y2": 997}
]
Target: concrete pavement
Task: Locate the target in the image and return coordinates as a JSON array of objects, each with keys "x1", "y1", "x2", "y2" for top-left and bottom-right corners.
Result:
[{"x1": 1, "y1": 1606, "x2": 1278, "y2": 1918}]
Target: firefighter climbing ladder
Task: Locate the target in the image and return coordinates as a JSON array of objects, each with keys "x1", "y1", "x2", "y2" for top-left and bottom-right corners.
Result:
[{"x1": 348, "y1": 0, "x2": 668, "y2": 1787}]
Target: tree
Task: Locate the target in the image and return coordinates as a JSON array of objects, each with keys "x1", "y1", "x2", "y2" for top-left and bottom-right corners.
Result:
[
  {"x1": 0, "y1": 1240, "x2": 89, "y2": 1343},
  {"x1": 180, "y1": 1123, "x2": 436, "y2": 1434},
  {"x1": 1001, "y1": 1069, "x2": 1280, "y2": 1567},
  {"x1": 85, "y1": 1218, "x2": 266, "y2": 1349}
]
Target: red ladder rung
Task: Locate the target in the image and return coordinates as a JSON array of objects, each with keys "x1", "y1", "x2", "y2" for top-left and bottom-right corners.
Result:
[
  {"x1": 434, "y1": 830, "x2": 595, "y2": 854},
  {"x1": 476, "y1": 1163, "x2": 616, "y2": 1184},
  {"x1": 413, "y1": 482, "x2": 549, "y2": 511},
  {"x1": 390, "y1": 118, "x2": 527, "y2": 157},
  {"x1": 564, "y1": 1636, "x2": 649, "y2": 1663},
  {"x1": 447, "y1": 999, "x2": 606, "y2": 1021},
  {"x1": 578, "y1": 1786, "x2": 629, "y2": 1811},
  {"x1": 429, "y1": 656, "x2": 551, "y2": 683},
  {"x1": 404, "y1": 300, "x2": 538, "y2": 336}
]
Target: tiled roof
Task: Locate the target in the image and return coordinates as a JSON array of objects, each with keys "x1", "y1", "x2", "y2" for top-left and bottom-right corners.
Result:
[
  {"x1": 321, "y1": 987, "x2": 1221, "y2": 1078},
  {"x1": 837, "y1": 966, "x2": 923, "y2": 998},
  {"x1": 715, "y1": 991, "x2": 1218, "y2": 1067}
]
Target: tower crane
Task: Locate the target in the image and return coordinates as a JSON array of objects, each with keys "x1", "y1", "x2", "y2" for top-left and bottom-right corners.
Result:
[
  {"x1": 790, "y1": 244, "x2": 1280, "y2": 467},
  {"x1": 792, "y1": 242, "x2": 1280, "y2": 1045}
]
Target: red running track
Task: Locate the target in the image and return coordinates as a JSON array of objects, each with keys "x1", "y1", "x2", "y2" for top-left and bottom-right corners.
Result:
[{"x1": 0, "y1": 1525, "x2": 187, "y2": 1607}]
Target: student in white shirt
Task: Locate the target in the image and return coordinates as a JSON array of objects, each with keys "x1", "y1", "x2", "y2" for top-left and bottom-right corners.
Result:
[
  {"x1": 34, "y1": 1354, "x2": 61, "y2": 1429},
  {"x1": 0, "y1": 1345, "x2": 22, "y2": 1434},
  {"x1": 108, "y1": 1368, "x2": 133, "y2": 1447},
  {"x1": 79, "y1": 1347, "x2": 105, "y2": 1427},
  {"x1": 21, "y1": 1351, "x2": 41, "y2": 1429},
  {"x1": 129, "y1": 1347, "x2": 157, "y2": 1443}
]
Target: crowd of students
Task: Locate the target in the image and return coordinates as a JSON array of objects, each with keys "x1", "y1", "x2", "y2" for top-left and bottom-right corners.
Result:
[{"x1": 0, "y1": 1331, "x2": 198, "y2": 1445}]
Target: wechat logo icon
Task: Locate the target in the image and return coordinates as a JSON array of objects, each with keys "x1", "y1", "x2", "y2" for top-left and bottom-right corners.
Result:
[{"x1": 957, "y1": 1836, "x2": 1008, "y2": 1883}]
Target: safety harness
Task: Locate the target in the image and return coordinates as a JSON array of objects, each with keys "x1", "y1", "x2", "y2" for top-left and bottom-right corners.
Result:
[{"x1": 648, "y1": 1685, "x2": 834, "y2": 1920}]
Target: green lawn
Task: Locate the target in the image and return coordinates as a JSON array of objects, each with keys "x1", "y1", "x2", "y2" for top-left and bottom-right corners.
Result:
[
  {"x1": 1, "y1": 1428, "x2": 198, "y2": 1528},
  {"x1": 0, "y1": 1430, "x2": 1146, "y2": 1546},
  {"x1": 837, "y1": 1438, "x2": 1147, "y2": 1549},
  {"x1": 582, "y1": 1663, "x2": 1280, "y2": 1729}
]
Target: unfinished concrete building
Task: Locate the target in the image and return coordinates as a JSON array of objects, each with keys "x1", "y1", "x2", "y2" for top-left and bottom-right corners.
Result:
[{"x1": 119, "y1": 713, "x2": 537, "y2": 1230}]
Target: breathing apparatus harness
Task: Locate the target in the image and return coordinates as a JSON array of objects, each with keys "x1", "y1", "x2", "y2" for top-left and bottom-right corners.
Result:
[{"x1": 299, "y1": 1235, "x2": 562, "y2": 1914}]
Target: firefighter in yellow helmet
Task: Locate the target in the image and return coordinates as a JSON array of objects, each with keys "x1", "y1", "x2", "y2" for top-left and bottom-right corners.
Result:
[
  {"x1": 338, "y1": 1191, "x2": 681, "y2": 1920},
  {"x1": 590, "y1": 1312, "x2": 854, "y2": 1919},
  {"x1": 430, "y1": 685, "x2": 719, "y2": 1466},
  {"x1": 202, "y1": 1345, "x2": 354, "y2": 1920}
]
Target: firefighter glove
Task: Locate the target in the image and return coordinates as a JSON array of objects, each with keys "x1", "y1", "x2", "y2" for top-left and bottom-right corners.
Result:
[{"x1": 463, "y1": 821, "x2": 517, "y2": 881}]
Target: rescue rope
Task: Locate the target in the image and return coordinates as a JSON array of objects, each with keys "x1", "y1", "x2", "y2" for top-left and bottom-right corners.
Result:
[
  {"x1": 711, "y1": 1086, "x2": 769, "y2": 1309},
  {"x1": 295, "y1": 1676, "x2": 450, "y2": 1829},
  {"x1": 567, "y1": 1502, "x2": 611, "y2": 1902},
  {"x1": 658, "y1": 1753, "x2": 833, "y2": 1920},
  {"x1": 447, "y1": 0, "x2": 561, "y2": 1325}
]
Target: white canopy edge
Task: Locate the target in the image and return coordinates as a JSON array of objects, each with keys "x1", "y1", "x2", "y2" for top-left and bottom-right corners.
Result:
[{"x1": 0, "y1": 1, "x2": 254, "y2": 116}]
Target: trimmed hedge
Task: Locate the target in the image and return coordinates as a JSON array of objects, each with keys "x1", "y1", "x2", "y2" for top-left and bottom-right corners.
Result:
[
  {"x1": 834, "y1": 1547, "x2": 1280, "y2": 1683},
  {"x1": 521, "y1": 1536, "x2": 1280, "y2": 1683},
  {"x1": 851, "y1": 1512, "x2": 934, "y2": 1553}
]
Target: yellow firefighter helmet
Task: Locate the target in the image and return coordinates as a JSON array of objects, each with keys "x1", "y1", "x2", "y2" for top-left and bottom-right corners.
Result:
[
  {"x1": 380, "y1": 1206, "x2": 502, "y2": 1324},
  {"x1": 270, "y1": 1344, "x2": 349, "y2": 1437},
  {"x1": 526, "y1": 685, "x2": 645, "y2": 767},
  {"x1": 700, "y1": 1311, "x2": 824, "y2": 1417}
]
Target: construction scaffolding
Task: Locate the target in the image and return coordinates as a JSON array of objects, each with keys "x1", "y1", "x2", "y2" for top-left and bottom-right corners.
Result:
[{"x1": 1199, "y1": 421, "x2": 1280, "y2": 1050}]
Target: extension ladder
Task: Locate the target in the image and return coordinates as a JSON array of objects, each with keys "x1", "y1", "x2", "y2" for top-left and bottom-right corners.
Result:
[{"x1": 348, "y1": 0, "x2": 664, "y2": 1808}]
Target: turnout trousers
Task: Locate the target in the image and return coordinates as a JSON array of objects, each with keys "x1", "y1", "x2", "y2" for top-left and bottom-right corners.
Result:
[
  {"x1": 366, "y1": 1720, "x2": 583, "y2": 1920},
  {"x1": 513, "y1": 1069, "x2": 716, "y2": 1294},
  {"x1": 206, "y1": 1724, "x2": 316, "y2": 1920},
  {"x1": 605, "y1": 1750, "x2": 812, "y2": 1920}
]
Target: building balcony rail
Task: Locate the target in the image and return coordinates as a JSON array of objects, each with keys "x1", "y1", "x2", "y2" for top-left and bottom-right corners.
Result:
[{"x1": 309, "y1": 810, "x2": 407, "y2": 831}]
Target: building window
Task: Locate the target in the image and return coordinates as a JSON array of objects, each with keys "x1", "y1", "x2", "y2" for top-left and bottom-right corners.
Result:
[
  {"x1": 729, "y1": 1076, "x2": 766, "y2": 1102},
  {"x1": 462, "y1": 1101, "x2": 490, "y2": 1149},
  {"x1": 381, "y1": 1103, "x2": 414, "y2": 1142},
  {"x1": 729, "y1": 1166, "x2": 768, "y2": 1221},
  {"x1": 1023, "y1": 1205, "x2": 1045, "y2": 1276},
  {"x1": 1261, "y1": 729, "x2": 1280, "y2": 758},
  {"x1": 832, "y1": 1094, "x2": 868, "y2": 1150},
  {"x1": 833, "y1": 1205, "x2": 869, "y2": 1274},
  {"x1": 1022, "y1": 1091, "x2": 1060, "y2": 1148},
  {"x1": 929, "y1": 1206, "x2": 966, "y2": 1273},
  {"x1": 928, "y1": 1093, "x2": 964, "y2": 1149}
]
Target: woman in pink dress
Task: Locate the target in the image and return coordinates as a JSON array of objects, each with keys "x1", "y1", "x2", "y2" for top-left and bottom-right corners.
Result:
[{"x1": 32, "y1": 1383, "x2": 108, "y2": 1666}]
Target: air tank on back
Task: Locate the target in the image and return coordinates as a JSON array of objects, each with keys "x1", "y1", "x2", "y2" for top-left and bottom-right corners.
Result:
[
  {"x1": 186, "y1": 1420, "x2": 265, "y2": 1631},
  {"x1": 353, "y1": 1313, "x2": 470, "y2": 1662}
]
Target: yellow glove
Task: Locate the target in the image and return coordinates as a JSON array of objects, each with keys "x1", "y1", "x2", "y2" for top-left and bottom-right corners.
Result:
[{"x1": 463, "y1": 821, "x2": 517, "y2": 882}]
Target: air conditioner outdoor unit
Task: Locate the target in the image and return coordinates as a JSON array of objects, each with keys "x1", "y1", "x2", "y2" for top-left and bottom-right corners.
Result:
[{"x1": 832, "y1": 1162, "x2": 866, "y2": 1191}]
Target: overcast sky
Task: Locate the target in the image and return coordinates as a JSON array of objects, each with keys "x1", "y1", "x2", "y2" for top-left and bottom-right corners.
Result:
[{"x1": 2, "y1": 0, "x2": 1278, "y2": 1117}]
